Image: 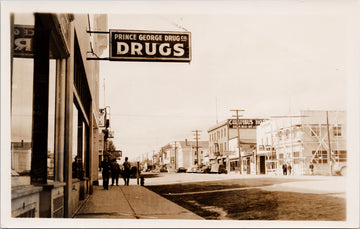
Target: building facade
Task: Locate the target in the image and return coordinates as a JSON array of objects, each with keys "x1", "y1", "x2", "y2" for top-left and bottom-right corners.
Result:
[
  {"x1": 208, "y1": 118, "x2": 265, "y2": 174},
  {"x1": 159, "y1": 140, "x2": 209, "y2": 171},
  {"x1": 10, "y1": 13, "x2": 107, "y2": 217},
  {"x1": 256, "y1": 110, "x2": 347, "y2": 176}
]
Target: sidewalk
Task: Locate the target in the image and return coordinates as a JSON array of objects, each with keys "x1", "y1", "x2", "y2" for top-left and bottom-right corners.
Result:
[{"x1": 73, "y1": 183, "x2": 203, "y2": 219}]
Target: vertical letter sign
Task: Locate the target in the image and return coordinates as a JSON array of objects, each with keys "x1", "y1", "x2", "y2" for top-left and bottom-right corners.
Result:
[
  {"x1": 13, "y1": 25, "x2": 35, "y2": 58},
  {"x1": 109, "y1": 30, "x2": 191, "y2": 62}
]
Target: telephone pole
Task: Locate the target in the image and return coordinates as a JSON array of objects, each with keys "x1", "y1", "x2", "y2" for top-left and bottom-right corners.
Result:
[
  {"x1": 326, "y1": 111, "x2": 333, "y2": 176},
  {"x1": 174, "y1": 141, "x2": 177, "y2": 170},
  {"x1": 192, "y1": 130, "x2": 202, "y2": 166},
  {"x1": 230, "y1": 109, "x2": 245, "y2": 174}
]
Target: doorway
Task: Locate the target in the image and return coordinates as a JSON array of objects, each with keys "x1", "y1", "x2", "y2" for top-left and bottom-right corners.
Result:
[{"x1": 260, "y1": 156, "x2": 266, "y2": 174}]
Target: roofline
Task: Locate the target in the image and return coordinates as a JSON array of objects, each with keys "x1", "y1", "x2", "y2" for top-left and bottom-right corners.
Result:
[{"x1": 207, "y1": 120, "x2": 228, "y2": 132}]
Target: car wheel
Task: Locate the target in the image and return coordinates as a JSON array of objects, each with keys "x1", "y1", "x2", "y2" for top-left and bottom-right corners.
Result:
[{"x1": 340, "y1": 166, "x2": 346, "y2": 176}]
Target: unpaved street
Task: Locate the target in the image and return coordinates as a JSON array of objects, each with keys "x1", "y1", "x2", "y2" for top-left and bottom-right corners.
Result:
[{"x1": 143, "y1": 173, "x2": 346, "y2": 220}]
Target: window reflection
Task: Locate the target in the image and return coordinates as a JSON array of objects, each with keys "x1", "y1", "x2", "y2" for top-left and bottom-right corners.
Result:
[
  {"x1": 72, "y1": 103, "x2": 80, "y2": 178},
  {"x1": 47, "y1": 60, "x2": 56, "y2": 181},
  {"x1": 11, "y1": 58, "x2": 33, "y2": 180}
]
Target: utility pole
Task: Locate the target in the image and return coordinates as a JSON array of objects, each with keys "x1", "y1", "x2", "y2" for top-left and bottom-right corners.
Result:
[
  {"x1": 152, "y1": 150, "x2": 155, "y2": 169},
  {"x1": 174, "y1": 142, "x2": 177, "y2": 170},
  {"x1": 326, "y1": 111, "x2": 333, "y2": 176},
  {"x1": 193, "y1": 130, "x2": 202, "y2": 166},
  {"x1": 230, "y1": 109, "x2": 245, "y2": 174}
]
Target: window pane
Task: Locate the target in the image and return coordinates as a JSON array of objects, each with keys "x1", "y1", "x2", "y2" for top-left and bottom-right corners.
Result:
[
  {"x1": 72, "y1": 104, "x2": 78, "y2": 178},
  {"x1": 11, "y1": 58, "x2": 34, "y2": 185},
  {"x1": 47, "y1": 60, "x2": 56, "y2": 181}
]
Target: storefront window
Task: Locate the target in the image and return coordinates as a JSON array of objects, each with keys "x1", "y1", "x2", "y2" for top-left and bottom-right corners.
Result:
[
  {"x1": 11, "y1": 14, "x2": 35, "y2": 185},
  {"x1": 47, "y1": 60, "x2": 56, "y2": 181},
  {"x1": 333, "y1": 125, "x2": 342, "y2": 137},
  {"x1": 312, "y1": 150, "x2": 328, "y2": 164},
  {"x1": 310, "y1": 125, "x2": 320, "y2": 136},
  {"x1": 72, "y1": 103, "x2": 80, "y2": 178},
  {"x1": 11, "y1": 58, "x2": 33, "y2": 182},
  {"x1": 72, "y1": 101, "x2": 89, "y2": 179}
]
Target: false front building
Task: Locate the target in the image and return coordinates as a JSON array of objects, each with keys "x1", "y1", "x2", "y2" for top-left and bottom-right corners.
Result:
[
  {"x1": 159, "y1": 140, "x2": 209, "y2": 172},
  {"x1": 208, "y1": 118, "x2": 266, "y2": 174}
]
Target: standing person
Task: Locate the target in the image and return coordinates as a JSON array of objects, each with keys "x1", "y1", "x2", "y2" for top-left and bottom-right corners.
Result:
[
  {"x1": 111, "y1": 158, "x2": 120, "y2": 186},
  {"x1": 101, "y1": 156, "x2": 111, "y2": 190},
  {"x1": 123, "y1": 157, "x2": 131, "y2": 186},
  {"x1": 282, "y1": 163, "x2": 287, "y2": 175},
  {"x1": 287, "y1": 164, "x2": 292, "y2": 176},
  {"x1": 120, "y1": 165, "x2": 126, "y2": 185},
  {"x1": 309, "y1": 162, "x2": 314, "y2": 175}
]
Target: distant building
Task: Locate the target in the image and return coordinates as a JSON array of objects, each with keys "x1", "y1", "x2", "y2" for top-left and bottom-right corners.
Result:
[
  {"x1": 256, "y1": 110, "x2": 347, "y2": 176},
  {"x1": 208, "y1": 118, "x2": 266, "y2": 174},
  {"x1": 160, "y1": 140, "x2": 209, "y2": 171}
]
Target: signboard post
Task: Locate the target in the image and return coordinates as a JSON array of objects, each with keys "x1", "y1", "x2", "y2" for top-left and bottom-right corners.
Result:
[{"x1": 109, "y1": 30, "x2": 191, "y2": 62}]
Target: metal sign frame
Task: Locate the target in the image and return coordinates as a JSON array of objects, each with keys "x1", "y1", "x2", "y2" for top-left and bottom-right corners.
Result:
[{"x1": 109, "y1": 29, "x2": 191, "y2": 62}]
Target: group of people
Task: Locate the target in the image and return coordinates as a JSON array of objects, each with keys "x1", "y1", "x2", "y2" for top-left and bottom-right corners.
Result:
[
  {"x1": 282, "y1": 162, "x2": 316, "y2": 176},
  {"x1": 282, "y1": 163, "x2": 293, "y2": 175},
  {"x1": 101, "y1": 156, "x2": 132, "y2": 190}
]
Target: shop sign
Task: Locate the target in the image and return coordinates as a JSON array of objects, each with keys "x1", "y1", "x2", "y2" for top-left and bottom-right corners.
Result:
[
  {"x1": 228, "y1": 119, "x2": 266, "y2": 129},
  {"x1": 13, "y1": 25, "x2": 35, "y2": 58},
  {"x1": 109, "y1": 30, "x2": 191, "y2": 62},
  {"x1": 99, "y1": 108, "x2": 106, "y2": 127}
]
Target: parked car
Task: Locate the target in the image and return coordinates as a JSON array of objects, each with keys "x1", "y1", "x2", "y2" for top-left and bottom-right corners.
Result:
[
  {"x1": 333, "y1": 162, "x2": 346, "y2": 176},
  {"x1": 177, "y1": 167, "x2": 187, "y2": 173},
  {"x1": 201, "y1": 166, "x2": 211, "y2": 174},
  {"x1": 160, "y1": 168, "x2": 168, "y2": 172},
  {"x1": 218, "y1": 164, "x2": 227, "y2": 174},
  {"x1": 159, "y1": 166, "x2": 168, "y2": 172},
  {"x1": 187, "y1": 166, "x2": 201, "y2": 173}
]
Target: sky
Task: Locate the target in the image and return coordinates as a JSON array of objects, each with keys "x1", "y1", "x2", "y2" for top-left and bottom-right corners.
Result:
[{"x1": 97, "y1": 2, "x2": 351, "y2": 160}]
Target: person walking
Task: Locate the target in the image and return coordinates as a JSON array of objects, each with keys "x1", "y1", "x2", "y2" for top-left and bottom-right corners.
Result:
[
  {"x1": 309, "y1": 162, "x2": 314, "y2": 175},
  {"x1": 101, "y1": 156, "x2": 111, "y2": 190},
  {"x1": 111, "y1": 158, "x2": 120, "y2": 186},
  {"x1": 123, "y1": 157, "x2": 131, "y2": 186}
]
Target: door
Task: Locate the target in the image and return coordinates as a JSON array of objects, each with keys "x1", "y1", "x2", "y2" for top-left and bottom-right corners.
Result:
[{"x1": 260, "y1": 156, "x2": 266, "y2": 174}]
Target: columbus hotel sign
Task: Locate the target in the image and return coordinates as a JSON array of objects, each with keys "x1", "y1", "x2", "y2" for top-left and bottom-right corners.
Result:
[{"x1": 109, "y1": 30, "x2": 191, "y2": 62}]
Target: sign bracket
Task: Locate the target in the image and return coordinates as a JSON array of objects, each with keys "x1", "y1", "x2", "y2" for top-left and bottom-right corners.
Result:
[
  {"x1": 86, "y1": 30, "x2": 109, "y2": 34},
  {"x1": 86, "y1": 57, "x2": 110, "y2": 60}
]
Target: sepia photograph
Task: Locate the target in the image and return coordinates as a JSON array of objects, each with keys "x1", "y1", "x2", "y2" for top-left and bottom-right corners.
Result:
[{"x1": 1, "y1": 0, "x2": 359, "y2": 228}]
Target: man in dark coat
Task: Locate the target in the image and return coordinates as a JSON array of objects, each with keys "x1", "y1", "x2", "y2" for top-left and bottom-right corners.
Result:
[
  {"x1": 123, "y1": 157, "x2": 131, "y2": 186},
  {"x1": 111, "y1": 159, "x2": 120, "y2": 186},
  {"x1": 101, "y1": 156, "x2": 111, "y2": 190},
  {"x1": 282, "y1": 163, "x2": 287, "y2": 175}
]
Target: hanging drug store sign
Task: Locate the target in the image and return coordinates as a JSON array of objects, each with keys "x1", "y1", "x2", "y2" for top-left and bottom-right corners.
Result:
[
  {"x1": 228, "y1": 119, "x2": 266, "y2": 129},
  {"x1": 109, "y1": 30, "x2": 191, "y2": 62}
]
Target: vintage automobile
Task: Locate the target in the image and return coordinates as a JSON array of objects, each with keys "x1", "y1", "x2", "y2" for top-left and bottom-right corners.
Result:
[{"x1": 177, "y1": 167, "x2": 187, "y2": 173}]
